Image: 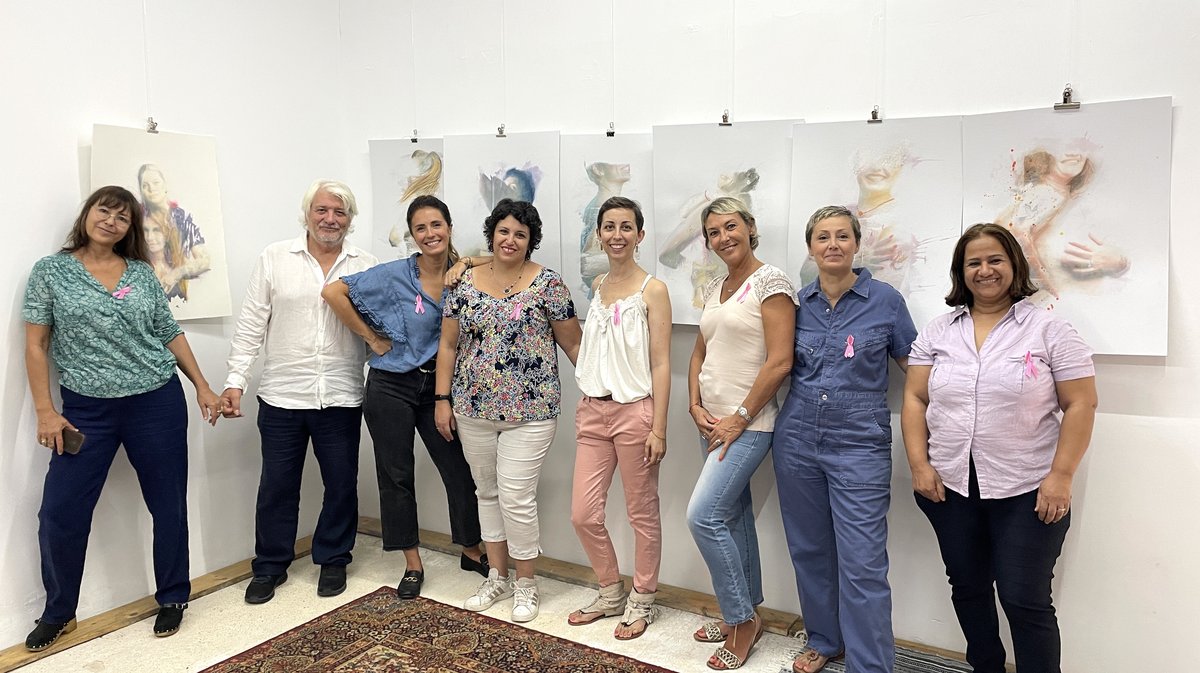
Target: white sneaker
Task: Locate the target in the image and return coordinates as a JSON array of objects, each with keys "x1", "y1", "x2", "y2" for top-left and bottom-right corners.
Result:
[
  {"x1": 464, "y1": 568, "x2": 514, "y2": 612},
  {"x1": 511, "y1": 577, "x2": 539, "y2": 623}
]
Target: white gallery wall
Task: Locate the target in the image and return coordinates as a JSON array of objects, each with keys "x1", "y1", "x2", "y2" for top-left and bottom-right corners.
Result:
[{"x1": 1, "y1": 1, "x2": 1197, "y2": 670}]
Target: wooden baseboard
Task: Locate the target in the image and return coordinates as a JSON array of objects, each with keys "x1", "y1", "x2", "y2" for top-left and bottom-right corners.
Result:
[
  {"x1": 0, "y1": 536, "x2": 314, "y2": 673},
  {"x1": 0, "y1": 518, "x2": 972, "y2": 672},
  {"x1": 355, "y1": 516, "x2": 970, "y2": 665}
]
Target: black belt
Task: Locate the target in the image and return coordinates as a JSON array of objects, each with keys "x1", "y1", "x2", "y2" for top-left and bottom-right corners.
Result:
[
  {"x1": 416, "y1": 357, "x2": 437, "y2": 374},
  {"x1": 590, "y1": 394, "x2": 613, "y2": 401}
]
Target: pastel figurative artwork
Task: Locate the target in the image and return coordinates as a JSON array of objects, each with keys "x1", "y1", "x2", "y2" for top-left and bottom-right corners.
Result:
[
  {"x1": 579, "y1": 161, "x2": 632, "y2": 297},
  {"x1": 657, "y1": 168, "x2": 759, "y2": 308},
  {"x1": 479, "y1": 163, "x2": 541, "y2": 209},
  {"x1": 995, "y1": 145, "x2": 1131, "y2": 298},
  {"x1": 388, "y1": 150, "x2": 443, "y2": 253},
  {"x1": 138, "y1": 163, "x2": 211, "y2": 301},
  {"x1": 800, "y1": 144, "x2": 922, "y2": 292}
]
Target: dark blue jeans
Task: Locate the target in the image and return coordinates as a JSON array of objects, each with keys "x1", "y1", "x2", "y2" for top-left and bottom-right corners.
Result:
[
  {"x1": 252, "y1": 400, "x2": 361, "y2": 576},
  {"x1": 40, "y1": 377, "x2": 190, "y2": 622},
  {"x1": 363, "y1": 367, "x2": 481, "y2": 551},
  {"x1": 916, "y1": 463, "x2": 1070, "y2": 673}
]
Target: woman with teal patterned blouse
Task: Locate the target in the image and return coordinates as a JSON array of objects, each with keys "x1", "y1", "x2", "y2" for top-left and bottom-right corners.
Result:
[{"x1": 21, "y1": 186, "x2": 221, "y2": 651}]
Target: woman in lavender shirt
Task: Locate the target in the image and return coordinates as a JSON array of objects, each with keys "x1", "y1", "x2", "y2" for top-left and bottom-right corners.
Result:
[{"x1": 901, "y1": 223, "x2": 1097, "y2": 673}]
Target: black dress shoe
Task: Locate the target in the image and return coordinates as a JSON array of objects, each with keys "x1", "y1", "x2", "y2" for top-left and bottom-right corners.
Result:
[
  {"x1": 460, "y1": 552, "x2": 491, "y2": 578},
  {"x1": 317, "y1": 565, "x2": 347, "y2": 597},
  {"x1": 245, "y1": 572, "x2": 288, "y2": 604},
  {"x1": 153, "y1": 603, "x2": 187, "y2": 637},
  {"x1": 396, "y1": 570, "x2": 424, "y2": 599},
  {"x1": 25, "y1": 618, "x2": 77, "y2": 651}
]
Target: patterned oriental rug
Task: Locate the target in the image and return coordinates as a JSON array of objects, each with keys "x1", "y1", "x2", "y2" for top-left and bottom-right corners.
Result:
[{"x1": 201, "y1": 587, "x2": 675, "y2": 673}]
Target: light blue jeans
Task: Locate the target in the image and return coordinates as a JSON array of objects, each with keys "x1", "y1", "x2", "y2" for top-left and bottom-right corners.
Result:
[{"x1": 686, "y1": 430, "x2": 772, "y2": 625}]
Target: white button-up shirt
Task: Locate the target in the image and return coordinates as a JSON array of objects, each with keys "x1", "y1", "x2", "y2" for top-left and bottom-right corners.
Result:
[{"x1": 223, "y1": 234, "x2": 378, "y2": 409}]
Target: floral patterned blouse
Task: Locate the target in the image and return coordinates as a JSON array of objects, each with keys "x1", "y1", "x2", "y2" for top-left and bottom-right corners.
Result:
[
  {"x1": 445, "y1": 266, "x2": 577, "y2": 422},
  {"x1": 23, "y1": 253, "x2": 183, "y2": 398}
]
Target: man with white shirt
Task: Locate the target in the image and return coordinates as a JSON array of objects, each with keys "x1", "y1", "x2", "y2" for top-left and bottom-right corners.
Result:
[{"x1": 220, "y1": 180, "x2": 378, "y2": 604}]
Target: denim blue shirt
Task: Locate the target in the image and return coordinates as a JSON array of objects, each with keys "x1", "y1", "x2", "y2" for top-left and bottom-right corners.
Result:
[
  {"x1": 775, "y1": 268, "x2": 917, "y2": 450},
  {"x1": 342, "y1": 255, "x2": 444, "y2": 374}
]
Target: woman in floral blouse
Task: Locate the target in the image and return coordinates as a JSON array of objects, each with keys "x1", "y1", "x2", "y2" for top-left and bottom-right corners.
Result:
[{"x1": 435, "y1": 198, "x2": 582, "y2": 624}]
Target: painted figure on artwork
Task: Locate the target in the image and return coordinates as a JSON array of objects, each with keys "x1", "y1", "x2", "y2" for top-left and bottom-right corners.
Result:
[
  {"x1": 657, "y1": 168, "x2": 760, "y2": 308},
  {"x1": 995, "y1": 143, "x2": 1130, "y2": 298},
  {"x1": 138, "y1": 163, "x2": 211, "y2": 302},
  {"x1": 389, "y1": 150, "x2": 444, "y2": 253},
  {"x1": 579, "y1": 162, "x2": 632, "y2": 297},
  {"x1": 479, "y1": 164, "x2": 541, "y2": 209}
]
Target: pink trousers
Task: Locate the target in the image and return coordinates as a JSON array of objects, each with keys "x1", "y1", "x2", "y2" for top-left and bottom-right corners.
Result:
[{"x1": 570, "y1": 396, "x2": 662, "y2": 592}]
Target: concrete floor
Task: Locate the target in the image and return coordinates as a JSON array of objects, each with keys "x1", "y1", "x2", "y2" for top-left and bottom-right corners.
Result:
[{"x1": 20, "y1": 534, "x2": 805, "y2": 673}]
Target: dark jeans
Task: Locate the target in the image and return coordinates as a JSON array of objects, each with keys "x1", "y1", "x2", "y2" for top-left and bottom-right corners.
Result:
[
  {"x1": 363, "y1": 367, "x2": 481, "y2": 550},
  {"x1": 40, "y1": 377, "x2": 190, "y2": 622},
  {"x1": 252, "y1": 399, "x2": 361, "y2": 576},
  {"x1": 916, "y1": 463, "x2": 1070, "y2": 673}
]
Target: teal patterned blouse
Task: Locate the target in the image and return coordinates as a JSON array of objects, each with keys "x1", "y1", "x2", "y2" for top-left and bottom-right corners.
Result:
[{"x1": 23, "y1": 253, "x2": 184, "y2": 398}]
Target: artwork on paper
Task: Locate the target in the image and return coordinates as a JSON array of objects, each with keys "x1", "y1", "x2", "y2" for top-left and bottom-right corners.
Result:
[
  {"x1": 652, "y1": 121, "x2": 798, "y2": 324},
  {"x1": 443, "y1": 131, "x2": 562, "y2": 272},
  {"x1": 369, "y1": 139, "x2": 444, "y2": 261},
  {"x1": 558, "y1": 133, "x2": 654, "y2": 310},
  {"x1": 91, "y1": 124, "x2": 232, "y2": 320},
  {"x1": 788, "y1": 117, "x2": 964, "y2": 329},
  {"x1": 962, "y1": 96, "x2": 1171, "y2": 355}
]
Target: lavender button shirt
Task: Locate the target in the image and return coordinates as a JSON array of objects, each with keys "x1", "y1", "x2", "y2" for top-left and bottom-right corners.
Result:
[{"x1": 908, "y1": 299, "x2": 1094, "y2": 499}]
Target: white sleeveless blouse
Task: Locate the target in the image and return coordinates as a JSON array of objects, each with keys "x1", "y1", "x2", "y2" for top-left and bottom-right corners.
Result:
[{"x1": 575, "y1": 274, "x2": 654, "y2": 403}]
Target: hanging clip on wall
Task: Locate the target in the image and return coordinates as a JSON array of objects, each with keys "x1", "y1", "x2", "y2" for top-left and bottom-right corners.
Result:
[
  {"x1": 1054, "y1": 84, "x2": 1081, "y2": 111},
  {"x1": 867, "y1": 106, "x2": 883, "y2": 124},
  {"x1": 496, "y1": 123, "x2": 507, "y2": 138},
  {"x1": 606, "y1": 122, "x2": 615, "y2": 138},
  {"x1": 719, "y1": 109, "x2": 732, "y2": 127},
  {"x1": 146, "y1": 117, "x2": 159, "y2": 134},
  {"x1": 410, "y1": 129, "x2": 419, "y2": 144}
]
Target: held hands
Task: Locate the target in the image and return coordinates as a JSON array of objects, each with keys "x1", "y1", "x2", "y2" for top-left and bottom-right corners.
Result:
[
  {"x1": 1035, "y1": 470, "x2": 1073, "y2": 524},
  {"x1": 434, "y1": 400, "x2": 456, "y2": 441},
  {"x1": 911, "y1": 462, "x2": 946, "y2": 502},
  {"x1": 196, "y1": 386, "x2": 223, "y2": 426},
  {"x1": 35, "y1": 409, "x2": 79, "y2": 455},
  {"x1": 219, "y1": 387, "x2": 244, "y2": 419}
]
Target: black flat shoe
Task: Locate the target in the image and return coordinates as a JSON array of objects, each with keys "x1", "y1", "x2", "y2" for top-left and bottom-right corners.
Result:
[
  {"x1": 317, "y1": 565, "x2": 347, "y2": 597},
  {"x1": 460, "y1": 552, "x2": 490, "y2": 578},
  {"x1": 396, "y1": 569, "x2": 424, "y2": 599},
  {"x1": 25, "y1": 618, "x2": 77, "y2": 651},
  {"x1": 153, "y1": 603, "x2": 187, "y2": 637},
  {"x1": 245, "y1": 572, "x2": 288, "y2": 605}
]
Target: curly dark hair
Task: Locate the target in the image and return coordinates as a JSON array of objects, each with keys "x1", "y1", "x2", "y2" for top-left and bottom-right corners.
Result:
[
  {"x1": 945, "y1": 223, "x2": 1039, "y2": 307},
  {"x1": 61, "y1": 186, "x2": 149, "y2": 262},
  {"x1": 483, "y1": 198, "x2": 542, "y2": 260}
]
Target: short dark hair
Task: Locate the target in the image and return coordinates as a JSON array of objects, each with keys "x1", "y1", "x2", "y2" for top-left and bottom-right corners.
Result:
[
  {"x1": 945, "y1": 223, "x2": 1039, "y2": 307},
  {"x1": 61, "y1": 186, "x2": 148, "y2": 262},
  {"x1": 483, "y1": 198, "x2": 542, "y2": 259},
  {"x1": 407, "y1": 195, "x2": 459, "y2": 264},
  {"x1": 596, "y1": 196, "x2": 644, "y2": 232},
  {"x1": 805, "y1": 205, "x2": 862, "y2": 246}
]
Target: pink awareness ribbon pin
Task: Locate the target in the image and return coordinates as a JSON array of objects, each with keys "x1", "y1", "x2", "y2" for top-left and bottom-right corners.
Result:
[
  {"x1": 414, "y1": 294, "x2": 425, "y2": 314},
  {"x1": 612, "y1": 304, "x2": 621, "y2": 326},
  {"x1": 844, "y1": 334, "x2": 855, "y2": 358},
  {"x1": 112, "y1": 286, "x2": 132, "y2": 300},
  {"x1": 736, "y1": 282, "x2": 752, "y2": 303},
  {"x1": 509, "y1": 302, "x2": 523, "y2": 319},
  {"x1": 1024, "y1": 351, "x2": 1039, "y2": 379}
]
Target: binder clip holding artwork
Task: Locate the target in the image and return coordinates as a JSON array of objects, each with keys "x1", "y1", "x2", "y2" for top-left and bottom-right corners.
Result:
[
  {"x1": 719, "y1": 109, "x2": 732, "y2": 127},
  {"x1": 410, "y1": 129, "x2": 419, "y2": 144},
  {"x1": 867, "y1": 105, "x2": 883, "y2": 124},
  {"x1": 496, "y1": 123, "x2": 507, "y2": 138},
  {"x1": 146, "y1": 116, "x2": 159, "y2": 134},
  {"x1": 606, "y1": 122, "x2": 615, "y2": 138},
  {"x1": 1054, "y1": 84, "x2": 1081, "y2": 111}
]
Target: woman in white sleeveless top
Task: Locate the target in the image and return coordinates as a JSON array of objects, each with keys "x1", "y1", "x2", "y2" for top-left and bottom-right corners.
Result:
[{"x1": 567, "y1": 197, "x2": 672, "y2": 640}]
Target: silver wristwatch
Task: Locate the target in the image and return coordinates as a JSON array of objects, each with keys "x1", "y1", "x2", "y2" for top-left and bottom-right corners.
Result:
[{"x1": 736, "y1": 406, "x2": 754, "y2": 423}]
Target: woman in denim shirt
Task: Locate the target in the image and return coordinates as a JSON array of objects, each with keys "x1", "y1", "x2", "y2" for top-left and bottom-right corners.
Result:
[{"x1": 774, "y1": 206, "x2": 916, "y2": 673}]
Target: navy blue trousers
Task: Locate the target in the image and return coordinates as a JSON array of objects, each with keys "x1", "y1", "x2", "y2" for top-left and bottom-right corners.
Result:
[
  {"x1": 916, "y1": 463, "x2": 1070, "y2": 673},
  {"x1": 362, "y1": 367, "x2": 481, "y2": 551},
  {"x1": 40, "y1": 376, "x2": 190, "y2": 623},
  {"x1": 252, "y1": 399, "x2": 361, "y2": 576}
]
